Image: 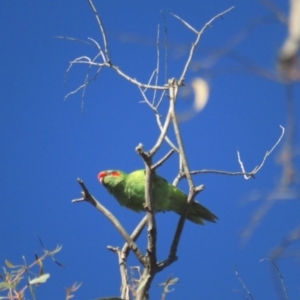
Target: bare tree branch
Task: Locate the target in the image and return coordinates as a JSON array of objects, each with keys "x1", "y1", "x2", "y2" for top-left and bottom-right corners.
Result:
[
  {"x1": 238, "y1": 125, "x2": 285, "y2": 179},
  {"x1": 179, "y1": 124, "x2": 284, "y2": 180},
  {"x1": 87, "y1": 0, "x2": 109, "y2": 61},
  {"x1": 138, "y1": 86, "x2": 178, "y2": 153},
  {"x1": 271, "y1": 223, "x2": 300, "y2": 260},
  {"x1": 260, "y1": 258, "x2": 289, "y2": 300},
  {"x1": 64, "y1": 53, "x2": 102, "y2": 106},
  {"x1": 69, "y1": 58, "x2": 168, "y2": 90},
  {"x1": 107, "y1": 246, "x2": 130, "y2": 300},
  {"x1": 64, "y1": 3, "x2": 287, "y2": 299},
  {"x1": 157, "y1": 185, "x2": 204, "y2": 272},
  {"x1": 169, "y1": 78, "x2": 194, "y2": 189},
  {"x1": 108, "y1": 216, "x2": 148, "y2": 300},
  {"x1": 152, "y1": 24, "x2": 160, "y2": 105},
  {"x1": 72, "y1": 178, "x2": 145, "y2": 266},
  {"x1": 234, "y1": 265, "x2": 255, "y2": 300},
  {"x1": 170, "y1": 12, "x2": 199, "y2": 34},
  {"x1": 258, "y1": 0, "x2": 287, "y2": 24},
  {"x1": 135, "y1": 145, "x2": 158, "y2": 300},
  {"x1": 55, "y1": 35, "x2": 95, "y2": 47},
  {"x1": 122, "y1": 216, "x2": 148, "y2": 256},
  {"x1": 160, "y1": 11, "x2": 169, "y2": 82},
  {"x1": 175, "y1": 6, "x2": 235, "y2": 83},
  {"x1": 186, "y1": 170, "x2": 254, "y2": 177},
  {"x1": 152, "y1": 149, "x2": 175, "y2": 171}
]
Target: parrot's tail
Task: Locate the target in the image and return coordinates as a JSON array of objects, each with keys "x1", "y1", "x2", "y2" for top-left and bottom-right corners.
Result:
[{"x1": 177, "y1": 201, "x2": 218, "y2": 225}]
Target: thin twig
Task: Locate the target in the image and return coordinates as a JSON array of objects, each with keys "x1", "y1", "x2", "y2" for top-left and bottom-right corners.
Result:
[
  {"x1": 234, "y1": 265, "x2": 255, "y2": 300},
  {"x1": 68, "y1": 57, "x2": 168, "y2": 94},
  {"x1": 271, "y1": 223, "x2": 300, "y2": 259},
  {"x1": 55, "y1": 36, "x2": 95, "y2": 47},
  {"x1": 74, "y1": 58, "x2": 166, "y2": 90},
  {"x1": 155, "y1": 110, "x2": 179, "y2": 152},
  {"x1": 258, "y1": 0, "x2": 287, "y2": 24},
  {"x1": 80, "y1": 53, "x2": 103, "y2": 113},
  {"x1": 139, "y1": 85, "x2": 178, "y2": 152},
  {"x1": 109, "y1": 216, "x2": 148, "y2": 300},
  {"x1": 152, "y1": 150, "x2": 175, "y2": 170},
  {"x1": 157, "y1": 187, "x2": 203, "y2": 272},
  {"x1": 188, "y1": 169, "x2": 255, "y2": 177},
  {"x1": 63, "y1": 2, "x2": 169, "y2": 103},
  {"x1": 138, "y1": 85, "x2": 158, "y2": 108},
  {"x1": 64, "y1": 54, "x2": 102, "y2": 102},
  {"x1": 108, "y1": 63, "x2": 167, "y2": 90},
  {"x1": 122, "y1": 216, "x2": 148, "y2": 256},
  {"x1": 177, "y1": 6, "x2": 235, "y2": 83},
  {"x1": 238, "y1": 125, "x2": 285, "y2": 179},
  {"x1": 64, "y1": 56, "x2": 95, "y2": 87},
  {"x1": 107, "y1": 246, "x2": 130, "y2": 300},
  {"x1": 152, "y1": 24, "x2": 160, "y2": 105},
  {"x1": 154, "y1": 109, "x2": 177, "y2": 155},
  {"x1": 87, "y1": 0, "x2": 109, "y2": 61},
  {"x1": 169, "y1": 78, "x2": 194, "y2": 189},
  {"x1": 138, "y1": 86, "x2": 178, "y2": 155},
  {"x1": 65, "y1": 282, "x2": 82, "y2": 300},
  {"x1": 170, "y1": 12, "x2": 198, "y2": 34},
  {"x1": 141, "y1": 68, "x2": 158, "y2": 95},
  {"x1": 88, "y1": 37, "x2": 106, "y2": 62},
  {"x1": 260, "y1": 258, "x2": 289, "y2": 300},
  {"x1": 160, "y1": 11, "x2": 168, "y2": 82},
  {"x1": 172, "y1": 172, "x2": 182, "y2": 187},
  {"x1": 155, "y1": 90, "x2": 166, "y2": 109}
]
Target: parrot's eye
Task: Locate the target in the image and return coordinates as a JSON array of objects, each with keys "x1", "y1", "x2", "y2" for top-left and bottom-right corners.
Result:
[{"x1": 111, "y1": 171, "x2": 120, "y2": 177}]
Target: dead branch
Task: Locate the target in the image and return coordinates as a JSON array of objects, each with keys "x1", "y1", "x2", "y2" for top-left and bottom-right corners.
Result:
[
  {"x1": 238, "y1": 125, "x2": 285, "y2": 179},
  {"x1": 234, "y1": 265, "x2": 255, "y2": 300},
  {"x1": 72, "y1": 178, "x2": 145, "y2": 266},
  {"x1": 260, "y1": 258, "x2": 289, "y2": 300},
  {"x1": 173, "y1": 6, "x2": 235, "y2": 83}
]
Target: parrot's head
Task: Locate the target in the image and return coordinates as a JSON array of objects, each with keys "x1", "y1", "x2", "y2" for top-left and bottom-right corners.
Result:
[{"x1": 98, "y1": 170, "x2": 126, "y2": 188}]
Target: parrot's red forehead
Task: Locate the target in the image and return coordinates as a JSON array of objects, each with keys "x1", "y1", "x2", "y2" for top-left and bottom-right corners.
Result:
[{"x1": 98, "y1": 171, "x2": 121, "y2": 182}]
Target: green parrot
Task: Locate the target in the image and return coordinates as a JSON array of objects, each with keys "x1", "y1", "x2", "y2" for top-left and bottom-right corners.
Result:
[{"x1": 98, "y1": 170, "x2": 217, "y2": 225}]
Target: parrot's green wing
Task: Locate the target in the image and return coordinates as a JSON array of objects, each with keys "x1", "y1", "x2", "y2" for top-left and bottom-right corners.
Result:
[
  {"x1": 99, "y1": 169, "x2": 217, "y2": 225},
  {"x1": 151, "y1": 173, "x2": 217, "y2": 224}
]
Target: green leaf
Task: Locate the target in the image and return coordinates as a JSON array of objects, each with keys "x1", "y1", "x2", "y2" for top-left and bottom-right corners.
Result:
[
  {"x1": 5, "y1": 260, "x2": 15, "y2": 268},
  {"x1": 29, "y1": 273, "x2": 50, "y2": 285},
  {"x1": 0, "y1": 281, "x2": 14, "y2": 291}
]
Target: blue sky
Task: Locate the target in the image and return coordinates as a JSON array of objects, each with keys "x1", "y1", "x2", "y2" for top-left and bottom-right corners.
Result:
[{"x1": 1, "y1": 0, "x2": 299, "y2": 299}]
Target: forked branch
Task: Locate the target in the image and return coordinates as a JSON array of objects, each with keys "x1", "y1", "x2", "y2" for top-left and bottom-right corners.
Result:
[{"x1": 170, "y1": 6, "x2": 235, "y2": 83}]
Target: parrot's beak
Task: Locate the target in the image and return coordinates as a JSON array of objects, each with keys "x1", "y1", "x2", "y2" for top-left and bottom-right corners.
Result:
[{"x1": 98, "y1": 171, "x2": 105, "y2": 184}]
